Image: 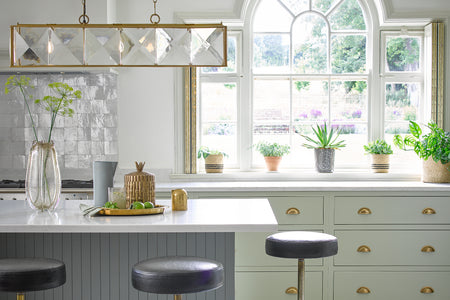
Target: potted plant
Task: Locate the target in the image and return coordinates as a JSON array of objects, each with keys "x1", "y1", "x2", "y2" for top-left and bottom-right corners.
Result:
[
  {"x1": 301, "y1": 123, "x2": 346, "y2": 173},
  {"x1": 393, "y1": 121, "x2": 450, "y2": 183},
  {"x1": 255, "y1": 141, "x2": 290, "y2": 172},
  {"x1": 363, "y1": 140, "x2": 393, "y2": 173},
  {"x1": 197, "y1": 146, "x2": 228, "y2": 173}
]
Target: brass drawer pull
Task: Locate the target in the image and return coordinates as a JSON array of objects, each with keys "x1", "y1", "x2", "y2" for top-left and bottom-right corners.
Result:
[
  {"x1": 422, "y1": 208, "x2": 436, "y2": 215},
  {"x1": 357, "y1": 245, "x2": 371, "y2": 253},
  {"x1": 421, "y1": 245, "x2": 435, "y2": 253},
  {"x1": 285, "y1": 287, "x2": 298, "y2": 294},
  {"x1": 286, "y1": 207, "x2": 300, "y2": 215},
  {"x1": 420, "y1": 287, "x2": 434, "y2": 294},
  {"x1": 356, "y1": 287, "x2": 371, "y2": 294},
  {"x1": 358, "y1": 207, "x2": 372, "y2": 215}
]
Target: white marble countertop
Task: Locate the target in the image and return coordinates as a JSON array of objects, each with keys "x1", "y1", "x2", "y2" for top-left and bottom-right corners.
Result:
[{"x1": 0, "y1": 198, "x2": 277, "y2": 233}]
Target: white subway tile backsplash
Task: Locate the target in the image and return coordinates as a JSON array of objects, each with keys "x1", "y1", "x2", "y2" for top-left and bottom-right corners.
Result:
[{"x1": 0, "y1": 72, "x2": 118, "y2": 178}]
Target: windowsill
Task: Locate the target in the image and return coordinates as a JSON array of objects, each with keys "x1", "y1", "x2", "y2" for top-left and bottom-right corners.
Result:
[{"x1": 169, "y1": 169, "x2": 422, "y2": 182}]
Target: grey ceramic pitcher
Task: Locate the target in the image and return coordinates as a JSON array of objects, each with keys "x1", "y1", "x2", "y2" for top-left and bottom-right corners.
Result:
[{"x1": 93, "y1": 161, "x2": 118, "y2": 207}]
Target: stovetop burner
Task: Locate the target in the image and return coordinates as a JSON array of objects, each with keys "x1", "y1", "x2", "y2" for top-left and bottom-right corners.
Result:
[{"x1": 0, "y1": 179, "x2": 93, "y2": 189}]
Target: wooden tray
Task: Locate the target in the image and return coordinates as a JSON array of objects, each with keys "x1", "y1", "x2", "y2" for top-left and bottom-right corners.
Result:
[{"x1": 98, "y1": 205, "x2": 167, "y2": 216}]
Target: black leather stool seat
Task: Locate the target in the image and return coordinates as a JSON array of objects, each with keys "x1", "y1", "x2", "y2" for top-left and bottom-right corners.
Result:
[
  {"x1": 266, "y1": 231, "x2": 338, "y2": 259},
  {"x1": 0, "y1": 258, "x2": 66, "y2": 292},
  {"x1": 132, "y1": 256, "x2": 224, "y2": 294}
]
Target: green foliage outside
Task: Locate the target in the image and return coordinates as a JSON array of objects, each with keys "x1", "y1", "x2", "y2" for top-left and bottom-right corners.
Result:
[
  {"x1": 393, "y1": 121, "x2": 450, "y2": 165},
  {"x1": 197, "y1": 146, "x2": 228, "y2": 159},
  {"x1": 294, "y1": 81, "x2": 311, "y2": 92},
  {"x1": 255, "y1": 141, "x2": 290, "y2": 157},
  {"x1": 301, "y1": 123, "x2": 346, "y2": 149},
  {"x1": 363, "y1": 140, "x2": 393, "y2": 155}
]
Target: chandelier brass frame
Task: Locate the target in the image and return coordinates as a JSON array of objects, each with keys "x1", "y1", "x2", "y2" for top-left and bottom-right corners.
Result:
[{"x1": 10, "y1": 0, "x2": 227, "y2": 68}]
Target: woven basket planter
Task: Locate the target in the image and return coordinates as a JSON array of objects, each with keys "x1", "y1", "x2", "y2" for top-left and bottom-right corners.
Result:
[
  {"x1": 205, "y1": 154, "x2": 224, "y2": 173},
  {"x1": 422, "y1": 159, "x2": 450, "y2": 183},
  {"x1": 370, "y1": 154, "x2": 390, "y2": 173}
]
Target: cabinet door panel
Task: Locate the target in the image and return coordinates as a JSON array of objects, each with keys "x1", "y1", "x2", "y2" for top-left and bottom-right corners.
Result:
[
  {"x1": 335, "y1": 271, "x2": 450, "y2": 300},
  {"x1": 236, "y1": 271, "x2": 322, "y2": 300},
  {"x1": 269, "y1": 197, "x2": 323, "y2": 225},
  {"x1": 335, "y1": 196, "x2": 450, "y2": 224},
  {"x1": 334, "y1": 230, "x2": 450, "y2": 266}
]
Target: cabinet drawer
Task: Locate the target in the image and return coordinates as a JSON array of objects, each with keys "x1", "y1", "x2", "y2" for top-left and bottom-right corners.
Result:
[
  {"x1": 335, "y1": 196, "x2": 450, "y2": 224},
  {"x1": 236, "y1": 271, "x2": 322, "y2": 300},
  {"x1": 334, "y1": 230, "x2": 450, "y2": 266},
  {"x1": 269, "y1": 196, "x2": 323, "y2": 225},
  {"x1": 334, "y1": 272, "x2": 450, "y2": 300},
  {"x1": 236, "y1": 232, "x2": 323, "y2": 267}
]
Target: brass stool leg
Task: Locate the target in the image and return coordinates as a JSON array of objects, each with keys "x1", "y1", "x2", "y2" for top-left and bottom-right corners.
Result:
[
  {"x1": 174, "y1": 294, "x2": 182, "y2": 300},
  {"x1": 298, "y1": 259, "x2": 305, "y2": 300},
  {"x1": 16, "y1": 293, "x2": 24, "y2": 300}
]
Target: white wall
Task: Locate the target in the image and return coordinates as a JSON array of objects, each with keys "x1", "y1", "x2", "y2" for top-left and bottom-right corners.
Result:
[{"x1": 1, "y1": 0, "x2": 450, "y2": 175}]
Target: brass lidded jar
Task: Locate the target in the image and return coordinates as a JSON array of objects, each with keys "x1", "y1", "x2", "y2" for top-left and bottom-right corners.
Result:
[{"x1": 124, "y1": 162, "x2": 155, "y2": 208}]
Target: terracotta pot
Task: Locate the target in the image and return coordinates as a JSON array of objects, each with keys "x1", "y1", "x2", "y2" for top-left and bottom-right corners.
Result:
[
  {"x1": 204, "y1": 154, "x2": 224, "y2": 173},
  {"x1": 371, "y1": 154, "x2": 390, "y2": 173},
  {"x1": 422, "y1": 159, "x2": 450, "y2": 183},
  {"x1": 264, "y1": 156, "x2": 282, "y2": 172}
]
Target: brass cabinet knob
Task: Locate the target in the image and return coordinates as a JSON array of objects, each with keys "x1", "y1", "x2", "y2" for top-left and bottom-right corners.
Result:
[
  {"x1": 421, "y1": 245, "x2": 435, "y2": 253},
  {"x1": 285, "y1": 287, "x2": 298, "y2": 294},
  {"x1": 420, "y1": 287, "x2": 434, "y2": 294},
  {"x1": 286, "y1": 207, "x2": 300, "y2": 215},
  {"x1": 422, "y1": 208, "x2": 436, "y2": 215},
  {"x1": 358, "y1": 207, "x2": 372, "y2": 215},
  {"x1": 357, "y1": 245, "x2": 371, "y2": 253},
  {"x1": 356, "y1": 287, "x2": 371, "y2": 294}
]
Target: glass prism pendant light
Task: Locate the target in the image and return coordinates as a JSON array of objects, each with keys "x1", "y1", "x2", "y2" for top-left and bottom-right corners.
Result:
[{"x1": 10, "y1": 0, "x2": 227, "y2": 68}]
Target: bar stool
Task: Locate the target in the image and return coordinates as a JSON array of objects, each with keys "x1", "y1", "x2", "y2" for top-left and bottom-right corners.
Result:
[
  {"x1": 132, "y1": 256, "x2": 224, "y2": 300},
  {"x1": 266, "y1": 231, "x2": 338, "y2": 300},
  {"x1": 0, "y1": 258, "x2": 66, "y2": 300}
]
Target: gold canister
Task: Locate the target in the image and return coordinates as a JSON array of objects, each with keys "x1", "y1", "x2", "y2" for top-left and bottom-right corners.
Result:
[
  {"x1": 124, "y1": 162, "x2": 155, "y2": 208},
  {"x1": 171, "y1": 189, "x2": 188, "y2": 211}
]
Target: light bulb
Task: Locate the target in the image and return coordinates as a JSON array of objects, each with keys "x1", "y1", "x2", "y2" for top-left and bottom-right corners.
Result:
[{"x1": 47, "y1": 41, "x2": 54, "y2": 54}]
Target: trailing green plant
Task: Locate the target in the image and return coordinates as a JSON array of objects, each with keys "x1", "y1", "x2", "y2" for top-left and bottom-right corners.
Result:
[
  {"x1": 393, "y1": 121, "x2": 450, "y2": 165},
  {"x1": 301, "y1": 123, "x2": 346, "y2": 149},
  {"x1": 197, "y1": 146, "x2": 228, "y2": 159},
  {"x1": 5, "y1": 75, "x2": 82, "y2": 143},
  {"x1": 363, "y1": 139, "x2": 393, "y2": 155},
  {"x1": 255, "y1": 141, "x2": 290, "y2": 157}
]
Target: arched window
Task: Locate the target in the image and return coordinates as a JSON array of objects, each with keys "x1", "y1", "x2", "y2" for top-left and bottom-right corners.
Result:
[
  {"x1": 251, "y1": 0, "x2": 369, "y2": 169},
  {"x1": 195, "y1": 0, "x2": 428, "y2": 174}
]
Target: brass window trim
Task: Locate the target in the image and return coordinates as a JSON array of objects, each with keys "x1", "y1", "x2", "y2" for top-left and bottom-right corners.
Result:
[{"x1": 184, "y1": 67, "x2": 197, "y2": 174}]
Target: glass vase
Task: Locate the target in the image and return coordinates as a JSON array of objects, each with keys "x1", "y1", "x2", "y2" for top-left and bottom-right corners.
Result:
[{"x1": 25, "y1": 141, "x2": 61, "y2": 211}]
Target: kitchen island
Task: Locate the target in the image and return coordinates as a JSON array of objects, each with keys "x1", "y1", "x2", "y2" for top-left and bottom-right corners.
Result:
[{"x1": 0, "y1": 198, "x2": 277, "y2": 300}]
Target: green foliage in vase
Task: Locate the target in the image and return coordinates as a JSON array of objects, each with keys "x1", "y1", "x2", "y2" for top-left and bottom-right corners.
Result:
[
  {"x1": 255, "y1": 141, "x2": 290, "y2": 157},
  {"x1": 394, "y1": 121, "x2": 450, "y2": 165},
  {"x1": 363, "y1": 139, "x2": 393, "y2": 155},
  {"x1": 301, "y1": 123, "x2": 346, "y2": 149},
  {"x1": 5, "y1": 75, "x2": 82, "y2": 143},
  {"x1": 197, "y1": 146, "x2": 228, "y2": 159}
]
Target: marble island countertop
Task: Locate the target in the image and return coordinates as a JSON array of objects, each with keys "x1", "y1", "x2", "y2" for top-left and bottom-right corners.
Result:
[{"x1": 0, "y1": 198, "x2": 278, "y2": 233}]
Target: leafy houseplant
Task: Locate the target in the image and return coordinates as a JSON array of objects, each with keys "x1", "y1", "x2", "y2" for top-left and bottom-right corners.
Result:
[
  {"x1": 393, "y1": 121, "x2": 450, "y2": 182},
  {"x1": 5, "y1": 75, "x2": 82, "y2": 211},
  {"x1": 255, "y1": 141, "x2": 290, "y2": 172},
  {"x1": 301, "y1": 123, "x2": 346, "y2": 173},
  {"x1": 363, "y1": 140, "x2": 393, "y2": 173},
  {"x1": 197, "y1": 146, "x2": 228, "y2": 173}
]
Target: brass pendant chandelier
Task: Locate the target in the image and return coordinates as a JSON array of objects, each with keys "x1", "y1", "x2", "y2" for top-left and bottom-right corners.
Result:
[{"x1": 10, "y1": 0, "x2": 227, "y2": 68}]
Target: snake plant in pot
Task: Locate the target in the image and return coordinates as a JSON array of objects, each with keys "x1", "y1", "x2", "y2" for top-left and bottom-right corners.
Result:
[
  {"x1": 301, "y1": 123, "x2": 346, "y2": 173},
  {"x1": 394, "y1": 121, "x2": 450, "y2": 183}
]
